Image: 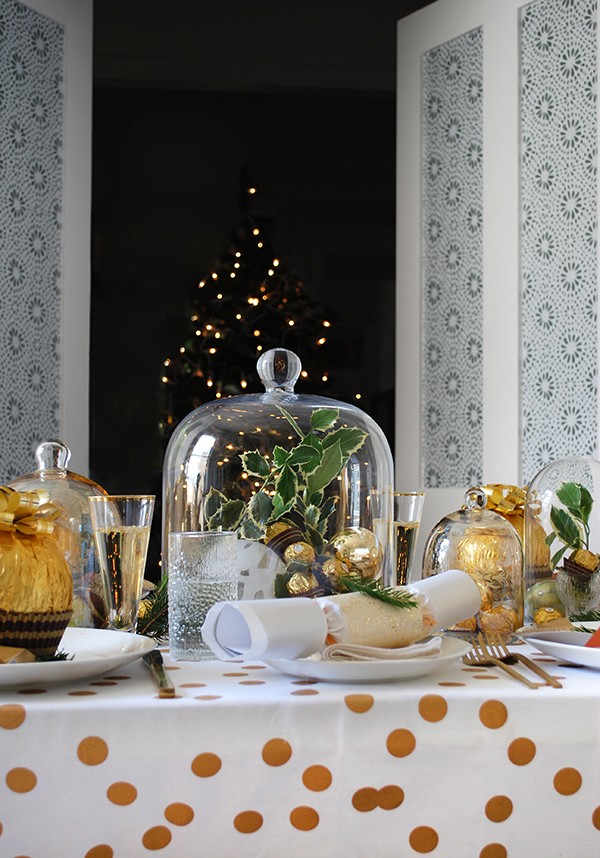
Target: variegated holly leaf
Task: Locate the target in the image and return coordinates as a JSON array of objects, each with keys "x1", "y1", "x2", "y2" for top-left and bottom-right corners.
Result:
[
  {"x1": 321, "y1": 426, "x2": 368, "y2": 461},
  {"x1": 240, "y1": 450, "x2": 270, "y2": 479},
  {"x1": 204, "y1": 486, "x2": 227, "y2": 522},
  {"x1": 304, "y1": 504, "x2": 321, "y2": 529},
  {"x1": 306, "y1": 440, "x2": 343, "y2": 494},
  {"x1": 277, "y1": 406, "x2": 304, "y2": 439},
  {"x1": 248, "y1": 491, "x2": 273, "y2": 528},
  {"x1": 207, "y1": 498, "x2": 245, "y2": 531},
  {"x1": 270, "y1": 492, "x2": 295, "y2": 521},
  {"x1": 310, "y1": 407, "x2": 339, "y2": 433},
  {"x1": 239, "y1": 516, "x2": 263, "y2": 540},
  {"x1": 272, "y1": 445, "x2": 291, "y2": 468},
  {"x1": 303, "y1": 432, "x2": 324, "y2": 453},
  {"x1": 274, "y1": 463, "x2": 298, "y2": 506},
  {"x1": 317, "y1": 496, "x2": 337, "y2": 534},
  {"x1": 288, "y1": 443, "x2": 321, "y2": 476}
]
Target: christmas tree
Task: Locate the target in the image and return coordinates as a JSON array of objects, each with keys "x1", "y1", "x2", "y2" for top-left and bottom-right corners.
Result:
[{"x1": 159, "y1": 175, "x2": 335, "y2": 440}]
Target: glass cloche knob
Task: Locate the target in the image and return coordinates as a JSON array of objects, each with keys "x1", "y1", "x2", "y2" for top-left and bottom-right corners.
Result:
[
  {"x1": 35, "y1": 439, "x2": 71, "y2": 473},
  {"x1": 257, "y1": 348, "x2": 301, "y2": 393}
]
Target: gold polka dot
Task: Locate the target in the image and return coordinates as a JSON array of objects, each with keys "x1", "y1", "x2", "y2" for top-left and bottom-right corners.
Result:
[
  {"x1": 107, "y1": 782, "x2": 137, "y2": 805},
  {"x1": 387, "y1": 728, "x2": 416, "y2": 757},
  {"x1": 418, "y1": 694, "x2": 447, "y2": 722},
  {"x1": 239, "y1": 680, "x2": 265, "y2": 685},
  {"x1": 473, "y1": 675, "x2": 500, "y2": 680},
  {"x1": 17, "y1": 688, "x2": 46, "y2": 694},
  {"x1": 194, "y1": 695, "x2": 222, "y2": 700},
  {"x1": 378, "y1": 784, "x2": 404, "y2": 810},
  {"x1": 290, "y1": 806, "x2": 319, "y2": 831},
  {"x1": 352, "y1": 787, "x2": 379, "y2": 812},
  {"x1": 438, "y1": 681, "x2": 465, "y2": 687},
  {"x1": 554, "y1": 767, "x2": 582, "y2": 795},
  {"x1": 223, "y1": 672, "x2": 248, "y2": 677},
  {"x1": 409, "y1": 825, "x2": 439, "y2": 853},
  {"x1": 243, "y1": 664, "x2": 266, "y2": 670},
  {"x1": 508, "y1": 738, "x2": 536, "y2": 766},
  {"x1": 0, "y1": 704, "x2": 26, "y2": 730},
  {"x1": 68, "y1": 691, "x2": 97, "y2": 696},
  {"x1": 262, "y1": 738, "x2": 292, "y2": 766},
  {"x1": 291, "y1": 679, "x2": 318, "y2": 685},
  {"x1": 479, "y1": 844, "x2": 507, "y2": 858},
  {"x1": 90, "y1": 681, "x2": 118, "y2": 687},
  {"x1": 485, "y1": 795, "x2": 513, "y2": 822},
  {"x1": 165, "y1": 803, "x2": 194, "y2": 826},
  {"x1": 6, "y1": 767, "x2": 37, "y2": 793},
  {"x1": 141, "y1": 825, "x2": 172, "y2": 850},
  {"x1": 592, "y1": 806, "x2": 600, "y2": 830},
  {"x1": 85, "y1": 845, "x2": 114, "y2": 858},
  {"x1": 77, "y1": 736, "x2": 109, "y2": 766},
  {"x1": 179, "y1": 683, "x2": 206, "y2": 688},
  {"x1": 291, "y1": 689, "x2": 319, "y2": 696},
  {"x1": 234, "y1": 810, "x2": 263, "y2": 833},
  {"x1": 191, "y1": 752, "x2": 222, "y2": 777},
  {"x1": 302, "y1": 765, "x2": 332, "y2": 791},
  {"x1": 344, "y1": 694, "x2": 374, "y2": 713},
  {"x1": 479, "y1": 700, "x2": 508, "y2": 730}
]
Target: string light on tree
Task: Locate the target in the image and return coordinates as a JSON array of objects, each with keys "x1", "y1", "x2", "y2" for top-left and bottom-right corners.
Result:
[{"x1": 158, "y1": 172, "x2": 335, "y2": 440}]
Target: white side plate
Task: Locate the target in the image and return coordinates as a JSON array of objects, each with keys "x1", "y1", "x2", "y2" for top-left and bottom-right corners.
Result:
[
  {"x1": 523, "y1": 630, "x2": 600, "y2": 670},
  {"x1": 0, "y1": 627, "x2": 155, "y2": 688},
  {"x1": 264, "y1": 636, "x2": 471, "y2": 683}
]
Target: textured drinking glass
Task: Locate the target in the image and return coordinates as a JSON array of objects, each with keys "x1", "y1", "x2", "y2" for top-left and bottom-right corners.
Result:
[
  {"x1": 393, "y1": 492, "x2": 425, "y2": 585},
  {"x1": 168, "y1": 531, "x2": 238, "y2": 660},
  {"x1": 89, "y1": 495, "x2": 155, "y2": 632}
]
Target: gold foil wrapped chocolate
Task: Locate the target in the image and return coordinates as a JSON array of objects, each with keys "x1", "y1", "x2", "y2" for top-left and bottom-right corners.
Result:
[
  {"x1": 283, "y1": 541, "x2": 316, "y2": 566},
  {"x1": 287, "y1": 571, "x2": 319, "y2": 596},
  {"x1": 327, "y1": 527, "x2": 383, "y2": 580},
  {"x1": 478, "y1": 605, "x2": 519, "y2": 635}
]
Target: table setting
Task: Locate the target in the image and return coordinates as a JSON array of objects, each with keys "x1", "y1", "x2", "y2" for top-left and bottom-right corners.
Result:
[{"x1": 3, "y1": 350, "x2": 600, "y2": 855}]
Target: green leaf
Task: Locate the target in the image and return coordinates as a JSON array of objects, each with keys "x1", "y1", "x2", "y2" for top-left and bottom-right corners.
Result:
[
  {"x1": 551, "y1": 544, "x2": 569, "y2": 569},
  {"x1": 317, "y1": 497, "x2": 337, "y2": 534},
  {"x1": 204, "y1": 486, "x2": 227, "y2": 522},
  {"x1": 310, "y1": 407, "x2": 339, "y2": 433},
  {"x1": 303, "y1": 432, "x2": 324, "y2": 453},
  {"x1": 275, "y1": 464, "x2": 298, "y2": 506},
  {"x1": 247, "y1": 491, "x2": 273, "y2": 527},
  {"x1": 272, "y1": 446, "x2": 291, "y2": 468},
  {"x1": 304, "y1": 522, "x2": 324, "y2": 551},
  {"x1": 307, "y1": 440, "x2": 344, "y2": 494},
  {"x1": 271, "y1": 493, "x2": 296, "y2": 521},
  {"x1": 287, "y1": 444, "x2": 321, "y2": 472},
  {"x1": 579, "y1": 485, "x2": 594, "y2": 523},
  {"x1": 304, "y1": 504, "x2": 320, "y2": 529},
  {"x1": 550, "y1": 506, "x2": 582, "y2": 550},
  {"x1": 321, "y1": 426, "x2": 368, "y2": 460},
  {"x1": 277, "y1": 406, "x2": 305, "y2": 439},
  {"x1": 556, "y1": 482, "x2": 582, "y2": 515},
  {"x1": 218, "y1": 499, "x2": 245, "y2": 531},
  {"x1": 240, "y1": 450, "x2": 271, "y2": 479},
  {"x1": 239, "y1": 517, "x2": 263, "y2": 540}
]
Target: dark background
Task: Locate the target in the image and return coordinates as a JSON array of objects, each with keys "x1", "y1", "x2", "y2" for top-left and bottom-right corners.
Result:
[{"x1": 90, "y1": 0, "x2": 436, "y2": 516}]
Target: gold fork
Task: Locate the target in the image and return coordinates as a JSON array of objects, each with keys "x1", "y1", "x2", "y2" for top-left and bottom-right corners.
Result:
[
  {"x1": 462, "y1": 634, "x2": 539, "y2": 688},
  {"x1": 483, "y1": 633, "x2": 562, "y2": 689}
]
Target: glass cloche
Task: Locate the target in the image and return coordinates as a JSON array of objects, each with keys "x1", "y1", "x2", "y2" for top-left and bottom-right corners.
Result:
[
  {"x1": 421, "y1": 487, "x2": 524, "y2": 633},
  {"x1": 162, "y1": 348, "x2": 394, "y2": 599},
  {"x1": 9, "y1": 440, "x2": 109, "y2": 628},
  {"x1": 524, "y1": 457, "x2": 600, "y2": 624}
]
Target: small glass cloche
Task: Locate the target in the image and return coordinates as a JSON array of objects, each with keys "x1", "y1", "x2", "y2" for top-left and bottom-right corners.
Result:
[
  {"x1": 421, "y1": 487, "x2": 524, "y2": 633},
  {"x1": 524, "y1": 457, "x2": 600, "y2": 624},
  {"x1": 9, "y1": 440, "x2": 109, "y2": 628},
  {"x1": 162, "y1": 348, "x2": 394, "y2": 599}
]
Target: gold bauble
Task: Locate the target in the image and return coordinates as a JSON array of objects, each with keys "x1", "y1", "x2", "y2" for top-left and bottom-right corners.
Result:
[
  {"x1": 478, "y1": 605, "x2": 519, "y2": 635},
  {"x1": 525, "y1": 578, "x2": 564, "y2": 617},
  {"x1": 283, "y1": 541, "x2": 316, "y2": 566},
  {"x1": 327, "y1": 527, "x2": 383, "y2": 580}
]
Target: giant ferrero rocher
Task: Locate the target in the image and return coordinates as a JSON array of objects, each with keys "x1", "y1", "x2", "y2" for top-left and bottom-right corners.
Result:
[
  {"x1": 0, "y1": 487, "x2": 73, "y2": 656},
  {"x1": 421, "y1": 487, "x2": 524, "y2": 633},
  {"x1": 327, "y1": 527, "x2": 383, "y2": 581}
]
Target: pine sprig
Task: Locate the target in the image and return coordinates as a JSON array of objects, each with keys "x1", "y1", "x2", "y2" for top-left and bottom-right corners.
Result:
[
  {"x1": 137, "y1": 575, "x2": 169, "y2": 641},
  {"x1": 337, "y1": 576, "x2": 419, "y2": 609}
]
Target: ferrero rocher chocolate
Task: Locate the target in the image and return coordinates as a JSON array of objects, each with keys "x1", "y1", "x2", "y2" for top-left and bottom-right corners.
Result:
[
  {"x1": 455, "y1": 528, "x2": 511, "y2": 588},
  {"x1": 533, "y1": 606, "x2": 565, "y2": 625},
  {"x1": 266, "y1": 524, "x2": 304, "y2": 559},
  {"x1": 525, "y1": 578, "x2": 563, "y2": 618},
  {"x1": 327, "y1": 527, "x2": 383, "y2": 580},
  {"x1": 322, "y1": 557, "x2": 352, "y2": 586},
  {"x1": 478, "y1": 605, "x2": 519, "y2": 635},
  {"x1": 449, "y1": 615, "x2": 477, "y2": 632},
  {"x1": 283, "y1": 541, "x2": 316, "y2": 566},
  {"x1": 287, "y1": 571, "x2": 318, "y2": 596}
]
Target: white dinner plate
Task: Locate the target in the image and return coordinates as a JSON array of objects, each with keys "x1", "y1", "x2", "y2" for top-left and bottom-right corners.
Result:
[
  {"x1": 0, "y1": 627, "x2": 155, "y2": 688},
  {"x1": 523, "y1": 630, "x2": 600, "y2": 670},
  {"x1": 263, "y1": 636, "x2": 471, "y2": 683}
]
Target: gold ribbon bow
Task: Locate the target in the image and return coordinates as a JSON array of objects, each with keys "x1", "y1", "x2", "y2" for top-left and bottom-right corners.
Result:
[
  {"x1": 482, "y1": 484, "x2": 527, "y2": 519},
  {"x1": 0, "y1": 486, "x2": 59, "y2": 535}
]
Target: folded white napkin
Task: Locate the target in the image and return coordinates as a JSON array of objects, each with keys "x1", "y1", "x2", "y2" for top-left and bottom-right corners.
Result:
[{"x1": 321, "y1": 635, "x2": 443, "y2": 662}]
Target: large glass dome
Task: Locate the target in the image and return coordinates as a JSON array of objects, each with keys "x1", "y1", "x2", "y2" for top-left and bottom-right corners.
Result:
[{"x1": 162, "y1": 349, "x2": 394, "y2": 599}]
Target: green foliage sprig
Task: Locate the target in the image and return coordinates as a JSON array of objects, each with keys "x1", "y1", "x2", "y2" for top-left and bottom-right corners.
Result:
[
  {"x1": 337, "y1": 575, "x2": 419, "y2": 610},
  {"x1": 546, "y1": 482, "x2": 593, "y2": 569},
  {"x1": 205, "y1": 406, "x2": 367, "y2": 550},
  {"x1": 137, "y1": 575, "x2": 169, "y2": 642}
]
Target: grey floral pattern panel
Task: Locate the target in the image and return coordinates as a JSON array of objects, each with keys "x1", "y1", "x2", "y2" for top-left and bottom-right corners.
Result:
[
  {"x1": 0, "y1": 0, "x2": 64, "y2": 480},
  {"x1": 421, "y1": 28, "x2": 483, "y2": 488},
  {"x1": 521, "y1": 0, "x2": 598, "y2": 482}
]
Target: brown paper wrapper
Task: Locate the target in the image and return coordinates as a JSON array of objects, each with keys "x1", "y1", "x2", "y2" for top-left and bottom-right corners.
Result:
[{"x1": 0, "y1": 609, "x2": 72, "y2": 656}]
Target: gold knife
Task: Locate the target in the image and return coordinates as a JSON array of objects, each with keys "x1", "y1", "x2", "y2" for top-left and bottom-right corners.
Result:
[{"x1": 143, "y1": 650, "x2": 175, "y2": 698}]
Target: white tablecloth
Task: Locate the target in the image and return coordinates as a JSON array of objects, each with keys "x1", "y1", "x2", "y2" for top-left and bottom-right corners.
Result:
[{"x1": 1, "y1": 640, "x2": 599, "y2": 857}]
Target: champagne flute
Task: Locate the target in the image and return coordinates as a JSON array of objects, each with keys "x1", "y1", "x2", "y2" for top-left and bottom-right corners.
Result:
[
  {"x1": 89, "y1": 495, "x2": 155, "y2": 632},
  {"x1": 393, "y1": 492, "x2": 425, "y2": 586}
]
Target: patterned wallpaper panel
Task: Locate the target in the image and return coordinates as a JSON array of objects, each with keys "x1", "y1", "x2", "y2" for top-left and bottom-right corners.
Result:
[
  {"x1": 421, "y1": 28, "x2": 483, "y2": 488},
  {"x1": 521, "y1": 0, "x2": 598, "y2": 482},
  {"x1": 0, "y1": 0, "x2": 64, "y2": 480}
]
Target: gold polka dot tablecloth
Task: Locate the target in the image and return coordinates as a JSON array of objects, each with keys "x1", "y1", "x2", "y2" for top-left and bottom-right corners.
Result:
[{"x1": 1, "y1": 641, "x2": 600, "y2": 857}]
